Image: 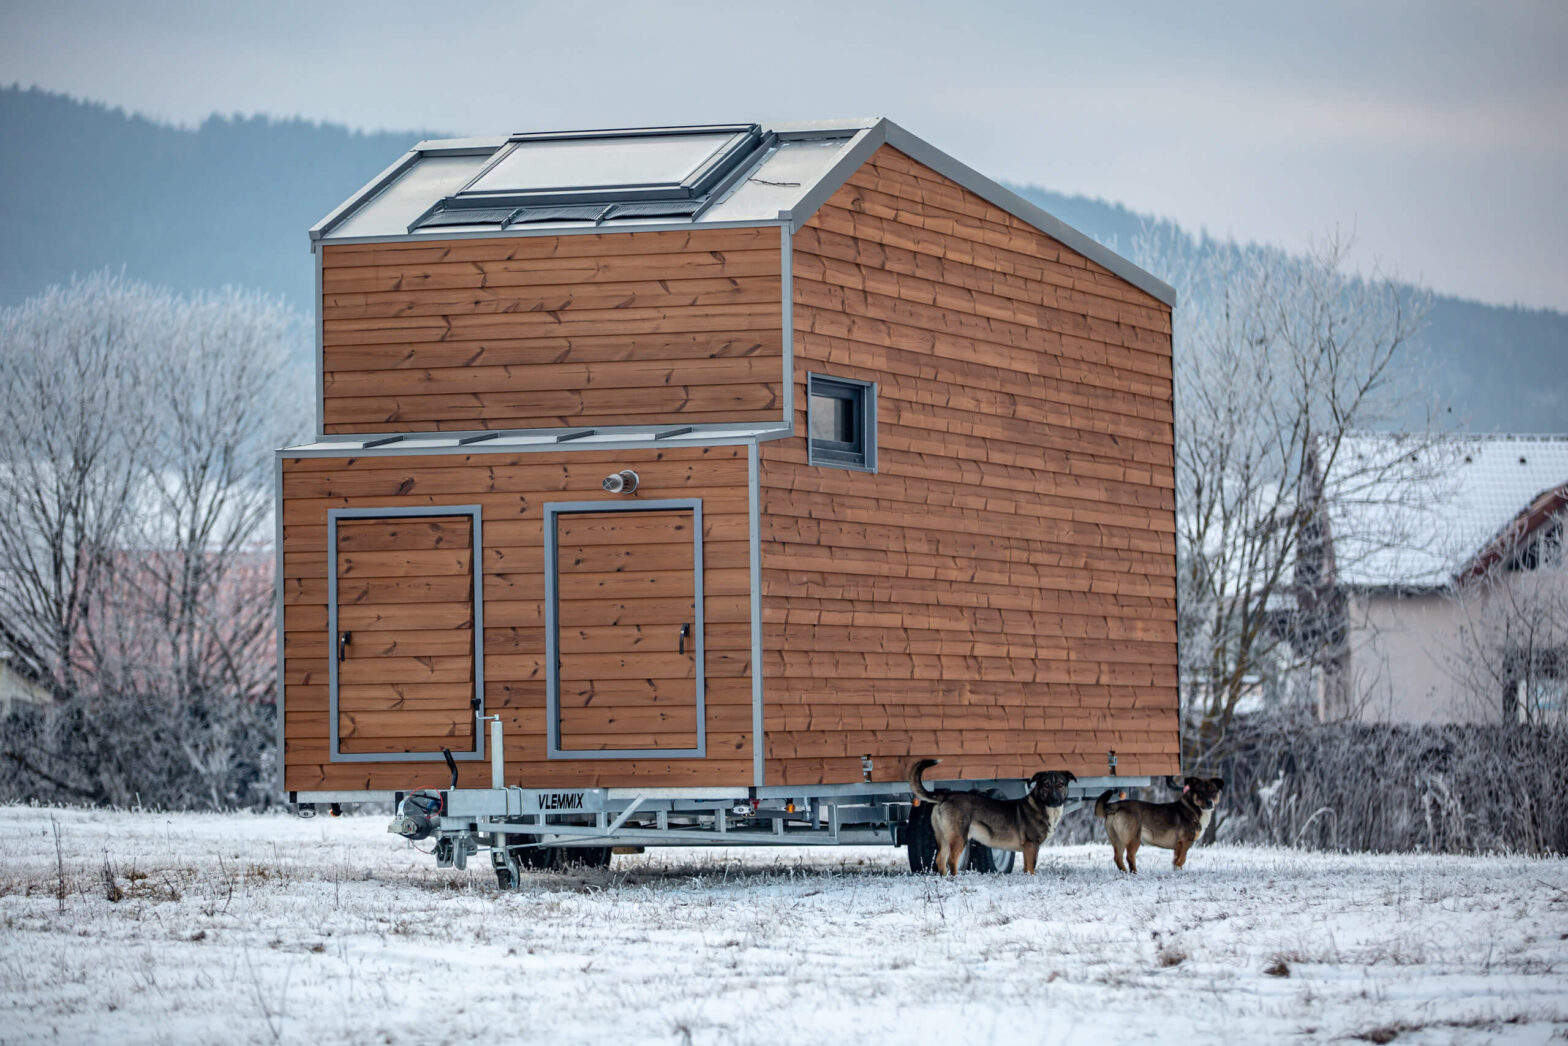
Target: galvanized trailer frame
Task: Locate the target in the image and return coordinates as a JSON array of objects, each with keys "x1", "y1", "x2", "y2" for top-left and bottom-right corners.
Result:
[{"x1": 361, "y1": 773, "x2": 1148, "y2": 885}]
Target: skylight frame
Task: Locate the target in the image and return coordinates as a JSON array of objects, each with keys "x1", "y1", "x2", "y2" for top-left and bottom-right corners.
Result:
[{"x1": 450, "y1": 123, "x2": 763, "y2": 209}]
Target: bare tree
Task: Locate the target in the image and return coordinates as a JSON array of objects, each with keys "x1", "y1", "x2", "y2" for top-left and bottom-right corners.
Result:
[
  {"x1": 0, "y1": 274, "x2": 157, "y2": 704},
  {"x1": 1136, "y1": 230, "x2": 1441, "y2": 768},
  {"x1": 0, "y1": 274, "x2": 308, "y2": 807}
]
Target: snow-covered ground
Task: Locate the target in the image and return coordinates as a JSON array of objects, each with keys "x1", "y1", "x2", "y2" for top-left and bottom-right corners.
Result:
[{"x1": 0, "y1": 807, "x2": 1564, "y2": 1045}]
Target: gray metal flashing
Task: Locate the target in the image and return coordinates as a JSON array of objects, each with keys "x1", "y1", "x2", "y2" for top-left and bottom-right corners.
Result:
[
  {"x1": 310, "y1": 148, "x2": 422, "y2": 241},
  {"x1": 747, "y1": 440, "x2": 765, "y2": 787},
  {"x1": 879, "y1": 122, "x2": 1176, "y2": 307},
  {"x1": 411, "y1": 136, "x2": 509, "y2": 154},
  {"x1": 780, "y1": 224, "x2": 795, "y2": 430},
  {"x1": 273, "y1": 455, "x2": 287, "y2": 798},
  {"x1": 313, "y1": 250, "x2": 324, "y2": 437},
  {"x1": 280, "y1": 422, "x2": 791, "y2": 459},
  {"x1": 326, "y1": 505, "x2": 486, "y2": 763},
  {"x1": 778, "y1": 123, "x2": 886, "y2": 232},
  {"x1": 319, "y1": 217, "x2": 785, "y2": 249},
  {"x1": 543, "y1": 499, "x2": 706, "y2": 760}
]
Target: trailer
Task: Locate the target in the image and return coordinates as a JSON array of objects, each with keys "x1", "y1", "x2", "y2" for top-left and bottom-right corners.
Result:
[{"x1": 278, "y1": 118, "x2": 1179, "y2": 883}]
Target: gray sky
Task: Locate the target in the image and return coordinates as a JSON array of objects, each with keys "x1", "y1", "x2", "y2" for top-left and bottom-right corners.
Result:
[{"x1": 4, "y1": 0, "x2": 1565, "y2": 310}]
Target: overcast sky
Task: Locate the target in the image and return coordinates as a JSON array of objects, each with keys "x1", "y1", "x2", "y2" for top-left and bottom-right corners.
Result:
[{"x1": 3, "y1": 1, "x2": 1565, "y2": 311}]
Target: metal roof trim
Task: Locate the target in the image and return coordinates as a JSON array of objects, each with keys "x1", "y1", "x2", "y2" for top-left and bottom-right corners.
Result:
[
  {"x1": 320, "y1": 217, "x2": 788, "y2": 249},
  {"x1": 311, "y1": 119, "x2": 1178, "y2": 310},
  {"x1": 280, "y1": 421, "x2": 792, "y2": 458},
  {"x1": 309, "y1": 147, "x2": 423, "y2": 243}
]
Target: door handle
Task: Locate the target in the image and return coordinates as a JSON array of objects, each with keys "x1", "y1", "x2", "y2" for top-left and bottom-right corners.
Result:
[
  {"x1": 338, "y1": 631, "x2": 352, "y2": 663},
  {"x1": 679, "y1": 623, "x2": 691, "y2": 656}
]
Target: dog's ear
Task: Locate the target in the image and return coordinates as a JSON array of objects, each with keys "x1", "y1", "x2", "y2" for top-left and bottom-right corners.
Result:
[
  {"x1": 1182, "y1": 782, "x2": 1191, "y2": 794},
  {"x1": 1211, "y1": 777, "x2": 1225, "y2": 791},
  {"x1": 1064, "y1": 771, "x2": 1076, "y2": 783}
]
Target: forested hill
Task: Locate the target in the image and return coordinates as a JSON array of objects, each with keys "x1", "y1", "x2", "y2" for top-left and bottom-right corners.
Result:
[{"x1": 2, "y1": 85, "x2": 1562, "y2": 432}]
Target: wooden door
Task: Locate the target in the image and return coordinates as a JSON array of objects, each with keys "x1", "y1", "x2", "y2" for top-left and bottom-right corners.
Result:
[
  {"x1": 550, "y1": 505, "x2": 704, "y2": 756},
  {"x1": 332, "y1": 513, "x2": 478, "y2": 756}
]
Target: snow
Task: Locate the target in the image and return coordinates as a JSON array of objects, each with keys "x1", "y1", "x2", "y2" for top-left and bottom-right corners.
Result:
[{"x1": 1, "y1": 806, "x2": 1565, "y2": 1045}]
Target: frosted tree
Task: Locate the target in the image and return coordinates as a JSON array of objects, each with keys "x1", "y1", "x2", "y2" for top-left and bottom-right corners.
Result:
[
  {"x1": 0, "y1": 273, "x2": 308, "y2": 807},
  {"x1": 1136, "y1": 231, "x2": 1441, "y2": 768}
]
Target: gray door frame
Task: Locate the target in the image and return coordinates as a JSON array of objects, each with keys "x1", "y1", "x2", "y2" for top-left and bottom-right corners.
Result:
[
  {"x1": 544, "y1": 499, "x2": 706, "y2": 759},
  {"x1": 327, "y1": 505, "x2": 485, "y2": 763}
]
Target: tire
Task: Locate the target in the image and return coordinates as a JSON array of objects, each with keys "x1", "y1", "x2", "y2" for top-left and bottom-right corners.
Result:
[
  {"x1": 908, "y1": 797, "x2": 1016, "y2": 874},
  {"x1": 966, "y1": 844, "x2": 1015, "y2": 874},
  {"x1": 969, "y1": 790, "x2": 1016, "y2": 873},
  {"x1": 516, "y1": 845, "x2": 556, "y2": 870},
  {"x1": 906, "y1": 803, "x2": 939, "y2": 872},
  {"x1": 553, "y1": 846, "x2": 612, "y2": 869}
]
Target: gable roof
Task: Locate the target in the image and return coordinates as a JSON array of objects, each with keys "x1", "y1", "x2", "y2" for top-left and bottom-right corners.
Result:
[
  {"x1": 309, "y1": 117, "x2": 1176, "y2": 307},
  {"x1": 1456, "y1": 481, "x2": 1568, "y2": 583},
  {"x1": 1329, "y1": 434, "x2": 1568, "y2": 589}
]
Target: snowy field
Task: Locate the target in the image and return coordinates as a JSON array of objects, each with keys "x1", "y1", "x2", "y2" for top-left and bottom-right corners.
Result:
[{"x1": 0, "y1": 807, "x2": 1565, "y2": 1045}]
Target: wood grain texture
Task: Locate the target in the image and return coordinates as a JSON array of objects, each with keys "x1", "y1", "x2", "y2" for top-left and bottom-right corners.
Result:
[
  {"x1": 760, "y1": 145, "x2": 1180, "y2": 786},
  {"x1": 320, "y1": 228, "x2": 783, "y2": 433},
  {"x1": 334, "y1": 515, "x2": 476, "y2": 754},
  {"x1": 556, "y1": 509, "x2": 699, "y2": 752},
  {"x1": 281, "y1": 445, "x2": 752, "y2": 791}
]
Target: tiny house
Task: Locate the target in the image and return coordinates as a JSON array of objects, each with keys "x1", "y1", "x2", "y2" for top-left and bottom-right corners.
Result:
[{"x1": 278, "y1": 119, "x2": 1178, "y2": 870}]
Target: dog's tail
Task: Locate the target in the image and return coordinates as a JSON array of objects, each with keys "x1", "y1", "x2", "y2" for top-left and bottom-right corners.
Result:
[
  {"x1": 908, "y1": 758, "x2": 945, "y2": 803},
  {"x1": 1093, "y1": 789, "x2": 1119, "y2": 818}
]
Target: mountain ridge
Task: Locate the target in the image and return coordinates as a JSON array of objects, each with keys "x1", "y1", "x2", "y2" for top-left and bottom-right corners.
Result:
[{"x1": 1, "y1": 85, "x2": 1561, "y2": 431}]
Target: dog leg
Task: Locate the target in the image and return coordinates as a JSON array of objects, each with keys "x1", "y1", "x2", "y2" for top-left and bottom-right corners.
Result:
[
  {"x1": 1110, "y1": 833, "x2": 1126, "y2": 872},
  {"x1": 1125, "y1": 835, "x2": 1140, "y2": 874},
  {"x1": 1023, "y1": 842, "x2": 1039, "y2": 874},
  {"x1": 1173, "y1": 837, "x2": 1189, "y2": 870}
]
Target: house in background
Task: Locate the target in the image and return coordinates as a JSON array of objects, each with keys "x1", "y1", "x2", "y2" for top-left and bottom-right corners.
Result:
[
  {"x1": 1327, "y1": 435, "x2": 1568, "y2": 724},
  {"x1": 0, "y1": 644, "x2": 50, "y2": 717}
]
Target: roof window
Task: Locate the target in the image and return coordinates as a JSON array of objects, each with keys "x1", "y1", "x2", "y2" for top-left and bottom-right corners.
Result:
[{"x1": 409, "y1": 124, "x2": 767, "y2": 233}]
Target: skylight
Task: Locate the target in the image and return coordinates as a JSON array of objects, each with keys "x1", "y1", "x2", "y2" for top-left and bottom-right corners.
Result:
[
  {"x1": 407, "y1": 124, "x2": 768, "y2": 233},
  {"x1": 465, "y1": 131, "x2": 742, "y2": 198}
]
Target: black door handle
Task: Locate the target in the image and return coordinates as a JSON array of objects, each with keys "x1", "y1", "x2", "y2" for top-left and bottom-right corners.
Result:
[
  {"x1": 338, "y1": 631, "x2": 352, "y2": 663},
  {"x1": 679, "y1": 622, "x2": 691, "y2": 655}
]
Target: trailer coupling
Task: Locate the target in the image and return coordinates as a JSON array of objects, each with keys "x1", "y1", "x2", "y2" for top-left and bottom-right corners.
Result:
[{"x1": 388, "y1": 791, "x2": 442, "y2": 841}]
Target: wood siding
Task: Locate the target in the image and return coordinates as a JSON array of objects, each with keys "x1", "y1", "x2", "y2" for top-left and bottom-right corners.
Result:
[
  {"x1": 335, "y1": 515, "x2": 477, "y2": 754},
  {"x1": 556, "y1": 508, "x2": 700, "y2": 752},
  {"x1": 319, "y1": 228, "x2": 784, "y2": 434},
  {"x1": 759, "y1": 145, "x2": 1180, "y2": 786},
  {"x1": 281, "y1": 446, "x2": 753, "y2": 791}
]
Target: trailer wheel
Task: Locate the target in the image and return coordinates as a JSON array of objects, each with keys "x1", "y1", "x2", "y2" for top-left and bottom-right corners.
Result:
[
  {"x1": 553, "y1": 846, "x2": 612, "y2": 870},
  {"x1": 906, "y1": 803, "x2": 939, "y2": 872},
  {"x1": 966, "y1": 844, "x2": 1015, "y2": 874}
]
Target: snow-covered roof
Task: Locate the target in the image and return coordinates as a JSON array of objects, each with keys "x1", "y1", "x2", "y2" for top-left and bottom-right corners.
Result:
[
  {"x1": 1330, "y1": 434, "x2": 1568, "y2": 589},
  {"x1": 309, "y1": 117, "x2": 1175, "y2": 307}
]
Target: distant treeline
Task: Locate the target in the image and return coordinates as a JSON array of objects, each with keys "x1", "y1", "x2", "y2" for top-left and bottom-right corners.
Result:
[{"x1": 2, "y1": 85, "x2": 1563, "y2": 431}]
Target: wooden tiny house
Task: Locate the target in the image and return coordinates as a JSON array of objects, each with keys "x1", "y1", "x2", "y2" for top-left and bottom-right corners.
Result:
[{"x1": 279, "y1": 119, "x2": 1179, "y2": 802}]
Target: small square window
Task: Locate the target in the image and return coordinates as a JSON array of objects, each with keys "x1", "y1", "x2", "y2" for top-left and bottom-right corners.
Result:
[{"x1": 808, "y1": 374, "x2": 876, "y2": 471}]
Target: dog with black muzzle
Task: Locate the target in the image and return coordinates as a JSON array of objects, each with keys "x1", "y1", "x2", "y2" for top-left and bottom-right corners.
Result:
[
  {"x1": 908, "y1": 758, "x2": 1076, "y2": 875},
  {"x1": 1094, "y1": 776, "x2": 1224, "y2": 873}
]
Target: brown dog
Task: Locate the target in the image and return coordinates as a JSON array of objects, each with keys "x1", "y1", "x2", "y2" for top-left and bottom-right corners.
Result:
[
  {"x1": 908, "y1": 758, "x2": 1076, "y2": 875},
  {"x1": 1094, "y1": 777, "x2": 1224, "y2": 873}
]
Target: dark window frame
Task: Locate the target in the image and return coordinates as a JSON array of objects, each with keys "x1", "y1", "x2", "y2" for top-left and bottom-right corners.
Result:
[{"x1": 807, "y1": 373, "x2": 877, "y2": 472}]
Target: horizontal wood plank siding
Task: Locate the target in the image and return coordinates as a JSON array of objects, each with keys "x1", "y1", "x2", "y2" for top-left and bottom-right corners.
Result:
[
  {"x1": 760, "y1": 146, "x2": 1179, "y2": 786},
  {"x1": 320, "y1": 228, "x2": 783, "y2": 434},
  {"x1": 280, "y1": 446, "x2": 752, "y2": 791}
]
